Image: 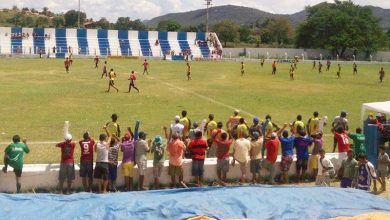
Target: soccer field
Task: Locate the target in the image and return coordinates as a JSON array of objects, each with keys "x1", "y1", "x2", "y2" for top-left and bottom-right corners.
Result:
[{"x1": 0, "y1": 58, "x2": 389, "y2": 163}]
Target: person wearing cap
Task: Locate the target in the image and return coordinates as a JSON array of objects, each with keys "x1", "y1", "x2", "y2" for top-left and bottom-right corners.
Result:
[
  {"x1": 170, "y1": 115, "x2": 184, "y2": 140},
  {"x1": 179, "y1": 110, "x2": 191, "y2": 139},
  {"x1": 332, "y1": 111, "x2": 349, "y2": 132},
  {"x1": 226, "y1": 110, "x2": 241, "y2": 139},
  {"x1": 250, "y1": 131, "x2": 263, "y2": 184},
  {"x1": 79, "y1": 132, "x2": 95, "y2": 192},
  {"x1": 56, "y1": 133, "x2": 76, "y2": 194},
  {"x1": 307, "y1": 111, "x2": 320, "y2": 137},
  {"x1": 249, "y1": 117, "x2": 262, "y2": 139},
  {"x1": 188, "y1": 131, "x2": 209, "y2": 186},
  {"x1": 151, "y1": 134, "x2": 166, "y2": 189},
  {"x1": 263, "y1": 132, "x2": 279, "y2": 185},
  {"x1": 3, "y1": 135, "x2": 30, "y2": 193},
  {"x1": 232, "y1": 130, "x2": 251, "y2": 183},
  {"x1": 166, "y1": 132, "x2": 186, "y2": 188},
  {"x1": 294, "y1": 130, "x2": 313, "y2": 182},
  {"x1": 348, "y1": 128, "x2": 366, "y2": 157},
  {"x1": 277, "y1": 124, "x2": 295, "y2": 184},
  {"x1": 106, "y1": 113, "x2": 121, "y2": 137},
  {"x1": 135, "y1": 131, "x2": 151, "y2": 190},
  {"x1": 205, "y1": 114, "x2": 218, "y2": 148}
]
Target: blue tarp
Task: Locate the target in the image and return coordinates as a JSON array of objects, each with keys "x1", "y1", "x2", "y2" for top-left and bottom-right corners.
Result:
[{"x1": 1, "y1": 186, "x2": 390, "y2": 220}]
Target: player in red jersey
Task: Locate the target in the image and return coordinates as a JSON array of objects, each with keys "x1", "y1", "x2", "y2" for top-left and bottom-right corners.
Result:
[
  {"x1": 101, "y1": 61, "x2": 108, "y2": 79},
  {"x1": 64, "y1": 57, "x2": 70, "y2": 73},
  {"x1": 79, "y1": 132, "x2": 95, "y2": 192},
  {"x1": 333, "y1": 127, "x2": 350, "y2": 153},
  {"x1": 94, "y1": 56, "x2": 99, "y2": 68},
  {"x1": 142, "y1": 59, "x2": 149, "y2": 75},
  {"x1": 127, "y1": 71, "x2": 140, "y2": 93}
]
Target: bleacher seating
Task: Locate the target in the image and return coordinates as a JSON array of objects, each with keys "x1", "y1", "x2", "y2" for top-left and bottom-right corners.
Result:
[{"x1": 0, "y1": 27, "x2": 221, "y2": 59}]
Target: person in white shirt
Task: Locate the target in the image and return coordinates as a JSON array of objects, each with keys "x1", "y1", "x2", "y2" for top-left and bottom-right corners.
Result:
[
  {"x1": 94, "y1": 133, "x2": 112, "y2": 193},
  {"x1": 315, "y1": 149, "x2": 334, "y2": 186},
  {"x1": 170, "y1": 115, "x2": 184, "y2": 140},
  {"x1": 232, "y1": 132, "x2": 251, "y2": 183}
]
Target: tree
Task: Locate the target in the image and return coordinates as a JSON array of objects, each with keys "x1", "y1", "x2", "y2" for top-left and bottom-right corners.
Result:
[
  {"x1": 258, "y1": 17, "x2": 293, "y2": 45},
  {"x1": 52, "y1": 16, "x2": 65, "y2": 28},
  {"x1": 96, "y1": 17, "x2": 111, "y2": 29},
  {"x1": 35, "y1": 16, "x2": 50, "y2": 28},
  {"x1": 131, "y1": 19, "x2": 147, "y2": 31},
  {"x1": 182, "y1": 25, "x2": 199, "y2": 32},
  {"x1": 115, "y1": 17, "x2": 131, "y2": 30},
  {"x1": 64, "y1": 10, "x2": 86, "y2": 27},
  {"x1": 239, "y1": 25, "x2": 251, "y2": 42},
  {"x1": 30, "y1": 8, "x2": 38, "y2": 13},
  {"x1": 212, "y1": 20, "x2": 240, "y2": 47},
  {"x1": 21, "y1": 16, "x2": 34, "y2": 27},
  {"x1": 42, "y1": 7, "x2": 49, "y2": 16},
  {"x1": 296, "y1": 1, "x2": 384, "y2": 57},
  {"x1": 7, "y1": 12, "x2": 24, "y2": 26},
  {"x1": 157, "y1": 20, "x2": 181, "y2": 32}
]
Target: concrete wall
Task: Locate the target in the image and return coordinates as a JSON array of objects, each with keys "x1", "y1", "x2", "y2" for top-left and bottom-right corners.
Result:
[
  {"x1": 0, "y1": 153, "x2": 347, "y2": 193},
  {"x1": 222, "y1": 48, "x2": 390, "y2": 62}
]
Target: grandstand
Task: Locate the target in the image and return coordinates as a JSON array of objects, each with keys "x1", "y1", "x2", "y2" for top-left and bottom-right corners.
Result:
[{"x1": 0, "y1": 27, "x2": 222, "y2": 59}]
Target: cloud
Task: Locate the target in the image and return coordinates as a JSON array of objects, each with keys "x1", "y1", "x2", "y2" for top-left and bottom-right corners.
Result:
[{"x1": 0, "y1": 0, "x2": 389, "y2": 22}]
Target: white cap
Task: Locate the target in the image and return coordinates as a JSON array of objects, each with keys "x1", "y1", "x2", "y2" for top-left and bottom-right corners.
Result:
[
  {"x1": 175, "y1": 115, "x2": 180, "y2": 121},
  {"x1": 65, "y1": 133, "x2": 72, "y2": 141},
  {"x1": 271, "y1": 132, "x2": 277, "y2": 138}
]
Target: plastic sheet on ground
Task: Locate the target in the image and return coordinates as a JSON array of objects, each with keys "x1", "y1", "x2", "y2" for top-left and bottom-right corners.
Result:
[{"x1": 0, "y1": 186, "x2": 390, "y2": 220}]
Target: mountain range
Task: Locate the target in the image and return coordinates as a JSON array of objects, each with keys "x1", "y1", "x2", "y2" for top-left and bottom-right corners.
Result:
[{"x1": 145, "y1": 4, "x2": 390, "y2": 29}]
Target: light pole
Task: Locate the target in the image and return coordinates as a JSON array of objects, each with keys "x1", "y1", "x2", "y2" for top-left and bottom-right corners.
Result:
[
  {"x1": 77, "y1": 0, "x2": 81, "y2": 28},
  {"x1": 205, "y1": 0, "x2": 212, "y2": 33}
]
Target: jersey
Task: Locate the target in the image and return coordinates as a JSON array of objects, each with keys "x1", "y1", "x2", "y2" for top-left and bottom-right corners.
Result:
[
  {"x1": 57, "y1": 141, "x2": 76, "y2": 164},
  {"x1": 307, "y1": 117, "x2": 320, "y2": 136},
  {"x1": 5, "y1": 142, "x2": 30, "y2": 170},
  {"x1": 180, "y1": 117, "x2": 191, "y2": 138},
  {"x1": 348, "y1": 133, "x2": 366, "y2": 156},
  {"x1": 94, "y1": 57, "x2": 99, "y2": 64},
  {"x1": 106, "y1": 121, "x2": 121, "y2": 137},
  {"x1": 143, "y1": 61, "x2": 149, "y2": 69},
  {"x1": 79, "y1": 139, "x2": 95, "y2": 162},
  {"x1": 64, "y1": 60, "x2": 70, "y2": 67},
  {"x1": 109, "y1": 71, "x2": 116, "y2": 80},
  {"x1": 206, "y1": 120, "x2": 218, "y2": 139},
  {"x1": 334, "y1": 131, "x2": 350, "y2": 153},
  {"x1": 227, "y1": 116, "x2": 241, "y2": 130}
]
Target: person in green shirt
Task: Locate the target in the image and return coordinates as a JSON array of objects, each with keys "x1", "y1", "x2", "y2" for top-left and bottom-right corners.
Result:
[
  {"x1": 348, "y1": 128, "x2": 366, "y2": 157},
  {"x1": 151, "y1": 134, "x2": 166, "y2": 189},
  {"x1": 2, "y1": 135, "x2": 30, "y2": 193}
]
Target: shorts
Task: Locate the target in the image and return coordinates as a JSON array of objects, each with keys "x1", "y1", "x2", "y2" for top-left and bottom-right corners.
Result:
[
  {"x1": 168, "y1": 164, "x2": 183, "y2": 177},
  {"x1": 309, "y1": 154, "x2": 319, "y2": 170},
  {"x1": 136, "y1": 160, "x2": 147, "y2": 176},
  {"x1": 340, "y1": 177, "x2": 353, "y2": 188},
  {"x1": 250, "y1": 159, "x2": 262, "y2": 173},
  {"x1": 108, "y1": 164, "x2": 118, "y2": 181},
  {"x1": 14, "y1": 169, "x2": 22, "y2": 177},
  {"x1": 153, "y1": 163, "x2": 163, "y2": 178},
  {"x1": 296, "y1": 159, "x2": 308, "y2": 170},
  {"x1": 217, "y1": 159, "x2": 230, "y2": 173},
  {"x1": 59, "y1": 163, "x2": 75, "y2": 181},
  {"x1": 377, "y1": 169, "x2": 387, "y2": 179},
  {"x1": 192, "y1": 159, "x2": 205, "y2": 176},
  {"x1": 109, "y1": 80, "x2": 115, "y2": 86},
  {"x1": 94, "y1": 162, "x2": 109, "y2": 180},
  {"x1": 280, "y1": 155, "x2": 293, "y2": 172},
  {"x1": 187, "y1": 71, "x2": 191, "y2": 76},
  {"x1": 79, "y1": 161, "x2": 94, "y2": 178},
  {"x1": 121, "y1": 161, "x2": 134, "y2": 177}
]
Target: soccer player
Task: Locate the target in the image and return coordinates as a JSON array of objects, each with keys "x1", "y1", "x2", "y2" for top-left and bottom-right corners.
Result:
[
  {"x1": 379, "y1": 67, "x2": 385, "y2": 83},
  {"x1": 348, "y1": 128, "x2": 366, "y2": 158},
  {"x1": 79, "y1": 132, "x2": 95, "y2": 192},
  {"x1": 292, "y1": 115, "x2": 305, "y2": 135},
  {"x1": 326, "y1": 60, "x2": 331, "y2": 71},
  {"x1": 94, "y1": 56, "x2": 99, "y2": 68},
  {"x1": 260, "y1": 58, "x2": 265, "y2": 67},
  {"x1": 127, "y1": 71, "x2": 140, "y2": 93},
  {"x1": 312, "y1": 60, "x2": 316, "y2": 70},
  {"x1": 101, "y1": 61, "x2": 108, "y2": 79},
  {"x1": 271, "y1": 61, "x2": 277, "y2": 75},
  {"x1": 186, "y1": 62, "x2": 192, "y2": 80},
  {"x1": 188, "y1": 131, "x2": 208, "y2": 186},
  {"x1": 64, "y1": 57, "x2": 70, "y2": 73},
  {"x1": 106, "y1": 68, "x2": 119, "y2": 93},
  {"x1": 142, "y1": 59, "x2": 149, "y2": 75},
  {"x1": 56, "y1": 134, "x2": 76, "y2": 194},
  {"x1": 307, "y1": 111, "x2": 320, "y2": 137},
  {"x1": 241, "y1": 61, "x2": 245, "y2": 76},
  {"x1": 69, "y1": 53, "x2": 73, "y2": 65},
  {"x1": 333, "y1": 127, "x2": 350, "y2": 153},
  {"x1": 337, "y1": 64, "x2": 341, "y2": 79},
  {"x1": 2, "y1": 135, "x2": 30, "y2": 193},
  {"x1": 135, "y1": 131, "x2": 151, "y2": 190},
  {"x1": 353, "y1": 62, "x2": 358, "y2": 75},
  {"x1": 318, "y1": 61, "x2": 323, "y2": 74},
  {"x1": 289, "y1": 64, "x2": 295, "y2": 80}
]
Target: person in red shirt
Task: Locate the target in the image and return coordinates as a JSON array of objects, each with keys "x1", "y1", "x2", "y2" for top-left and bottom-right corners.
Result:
[
  {"x1": 101, "y1": 61, "x2": 108, "y2": 79},
  {"x1": 64, "y1": 57, "x2": 70, "y2": 73},
  {"x1": 263, "y1": 132, "x2": 279, "y2": 184},
  {"x1": 213, "y1": 131, "x2": 233, "y2": 184},
  {"x1": 333, "y1": 127, "x2": 350, "y2": 153},
  {"x1": 142, "y1": 59, "x2": 149, "y2": 75},
  {"x1": 188, "y1": 131, "x2": 208, "y2": 186},
  {"x1": 94, "y1": 56, "x2": 99, "y2": 68},
  {"x1": 79, "y1": 132, "x2": 95, "y2": 192},
  {"x1": 272, "y1": 61, "x2": 277, "y2": 75},
  {"x1": 56, "y1": 133, "x2": 76, "y2": 194},
  {"x1": 127, "y1": 71, "x2": 140, "y2": 93}
]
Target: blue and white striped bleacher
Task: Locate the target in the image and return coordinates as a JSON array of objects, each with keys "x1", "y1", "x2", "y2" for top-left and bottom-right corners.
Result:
[{"x1": 0, "y1": 27, "x2": 220, "y2": 59}]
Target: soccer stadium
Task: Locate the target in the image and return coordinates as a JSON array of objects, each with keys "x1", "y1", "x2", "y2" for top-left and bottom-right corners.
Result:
[{"x1": 0, "y1": 0, "x2": 390, "y2": 219}]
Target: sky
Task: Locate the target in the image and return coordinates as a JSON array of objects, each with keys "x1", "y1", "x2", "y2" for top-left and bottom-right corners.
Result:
[{"x1": 1, "y1": 0, "x2": 389, "y2": 22}]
